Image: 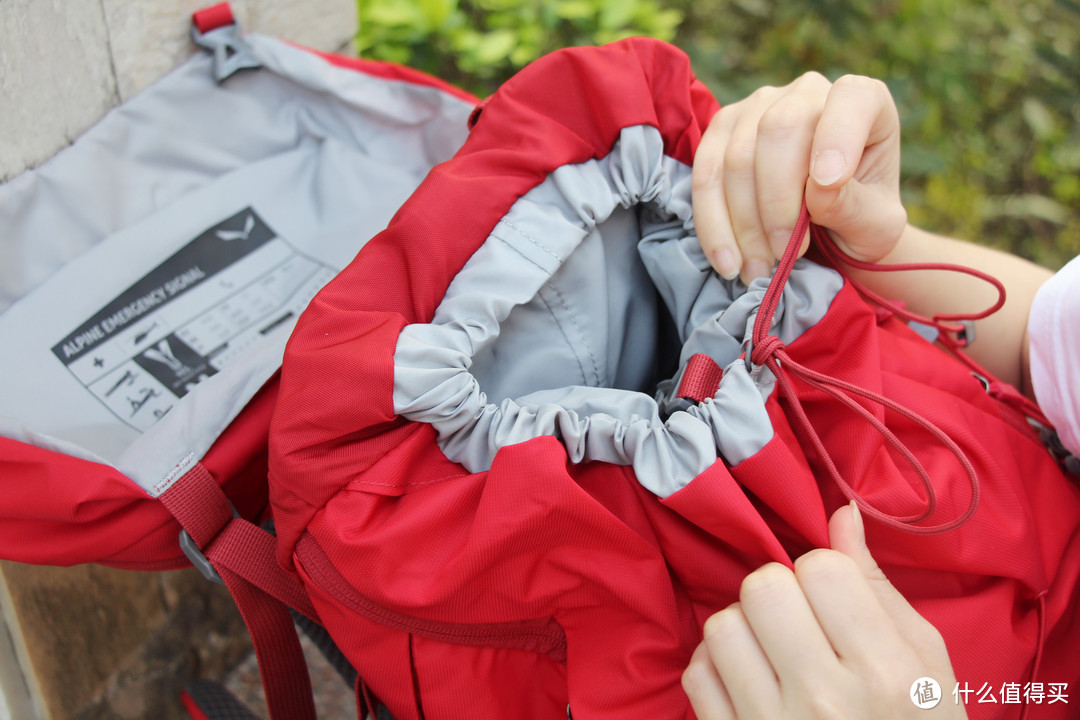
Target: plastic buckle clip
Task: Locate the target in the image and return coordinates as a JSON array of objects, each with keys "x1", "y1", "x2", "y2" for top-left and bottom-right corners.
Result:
[
  {"x1": 178, "y1": 503, "x2": 240, "y2": 585},
  {"x1": 190, "y1": 16, "x2": 261, "y2": 82},
  {"x1": 956, "y1": 319, "x2": 976, "y2": 348},
  {"x1": 180, "y1": 529, "x2": 223, "y2": 584}
]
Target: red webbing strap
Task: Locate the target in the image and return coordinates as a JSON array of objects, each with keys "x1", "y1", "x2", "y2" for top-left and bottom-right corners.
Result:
[
  {"x1": 218, "y1": 566, "x2": 317, "y2": 720},
  {"x1": 677, "y1": 353, "x2": 724, "y2": 403},
  {"x1": 207, "y1": 520, "x2": 318, "y2": 618},
  {"x1": 192, "y1": 3, "x2": 235, "y2": 34},
  {"x1": 160, "y1": 464, "x2": 317, "y2": 720},
  {"x1": 161, "y1": 464, "x2": 234, "y2": 547}
]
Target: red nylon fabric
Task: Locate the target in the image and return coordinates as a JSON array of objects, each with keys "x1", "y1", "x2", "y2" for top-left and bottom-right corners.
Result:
[
  {"x1": 0, "y1": 380, "x2": 274, "y2": 569},
  {"x1": 270, "y1": 37, "x2": 713, "y2": 563},
  {"x1": 191, "y1": 3, "x2": 234, "y2": 34},
  {"x1": 751, "y1": 208, "x2": 982, "y2": 534},
  {"x1": 271, "y1": 37, "x2": 1080, "y2": 720}
]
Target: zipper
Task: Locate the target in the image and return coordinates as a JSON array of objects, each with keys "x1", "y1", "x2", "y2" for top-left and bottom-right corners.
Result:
[{"x1": 295, "y1": 532, "x2": 568, "y2": 662}]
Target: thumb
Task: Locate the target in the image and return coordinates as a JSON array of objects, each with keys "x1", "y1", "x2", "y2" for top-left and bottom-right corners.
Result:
[
  {"x1": 805, "y1": 176, "x2": 907, "y2": 262},
  {"x1": 801, "y1": 75, "x2": 906, "y2": 261},
  {"x1": 805, "y1": 148, "x2": 849, "y2": 226},
  {"x1": 828, "y1": 502, "x2": 928, "y2": 634}
]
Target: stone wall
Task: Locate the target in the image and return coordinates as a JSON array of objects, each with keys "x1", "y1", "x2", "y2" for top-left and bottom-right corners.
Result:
[
  {"x1": 0, "y1": 563, "x2": 252, "y2": 720},
  {"x1": 0, "y1": 2, "x2": 358, "y2": 718},
  {"x1": 1, "y1": 0, "x2": 358, "y2": 182}
]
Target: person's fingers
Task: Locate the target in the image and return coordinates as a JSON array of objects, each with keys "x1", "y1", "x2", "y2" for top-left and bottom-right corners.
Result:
[
  {"x1": 722, "y1": 102, "x2": 775, "y2": 284},
  {"x1": 805, "y1": 75, "x2": 907, "y2": 260},
  {"x1": 828, "y1": 503, "x2": 952, "y2": 660},
  {"x1": 753, "y1": 71, "x2": 831, "y2": 261},
  {"x1": 793, "y1": 547, "x2": 912, "y2": 669},
  {"x1": 736, "y1": 564, "x2": 840, "y2": 693},
  {"x1": 701, "y1": 603, "x2": 783, "y2": 719},
  {"x1": 682, "y1": 642, "x2": 737, "y2": 720},
  {"x1": 693, "y1": 107, "x2": 745, "y2": 279}
]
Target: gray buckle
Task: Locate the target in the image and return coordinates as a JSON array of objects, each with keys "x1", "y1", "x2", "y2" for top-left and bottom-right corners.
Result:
[
  {"x1": 191, "y1": 21, "x2": 261, "y2": 82},
  {"x1": 180, "y1": 528, "x2": 224, "y2": 584},
  {"x1": 956, "y1": 319, "x2": 976, "y2": 347},
  {"x1": 178, "y1": 502, "x2": 240, "y2": 584}
]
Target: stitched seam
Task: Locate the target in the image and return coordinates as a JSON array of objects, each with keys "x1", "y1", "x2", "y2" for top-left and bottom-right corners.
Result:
[
  {"x1": 536, "y1": 287, "x2": 588, "y2": 386},
  {"x1": 493, "y1": 235, "x2": 550, "y2": 274},
  {"x1": 545, "y1": 281, "x2": 602, "y2": 386},
  {"x1": 344, "y1": 472, "x2": 465, "y2": 490},
  {"x1": 495, "y1": 219, "x2": 565, "y2": 264},
  {"x1": 153, "y1": 451, "x2": 196, "y2": 495}
]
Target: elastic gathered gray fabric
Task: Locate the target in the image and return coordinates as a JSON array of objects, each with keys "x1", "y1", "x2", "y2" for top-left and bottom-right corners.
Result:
[{"x1": 392, "y1": 125, "x2": 844, "y2": 497}]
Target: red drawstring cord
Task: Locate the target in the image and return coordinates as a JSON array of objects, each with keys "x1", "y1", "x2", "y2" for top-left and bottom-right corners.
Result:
[
  {"x1": 750, "y1": 203, "x2": 982, "y2": 533},
  {"x1": 811, "y1": 222, "x2": 1006, "y2": 331},
  {"x1": 812, "y1": 219, "x2": 1052, "y2": 426}
]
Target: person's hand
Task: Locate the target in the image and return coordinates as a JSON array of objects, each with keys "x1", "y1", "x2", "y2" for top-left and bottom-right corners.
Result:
[
  {"x1": 692, "y1": 73, "x2": 908, "y2": 284},
  {"x1": 682, "y1": 503, "x2": 967, "y2": 719}
]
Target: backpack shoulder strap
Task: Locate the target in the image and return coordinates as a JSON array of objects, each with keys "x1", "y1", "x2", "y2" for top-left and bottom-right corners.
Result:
[{"x1": 161, "y1": 461, "x2": 319, "y2": 720}]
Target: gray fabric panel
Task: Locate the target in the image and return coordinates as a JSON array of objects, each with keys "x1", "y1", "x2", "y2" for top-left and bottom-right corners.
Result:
[
  {"x1": 0, "y1": 36, "x2": 472, "y2": 494},
  {"x1": 393, "y1": 125, "x2": 843, "y2": 497},
  {"x1": 0, "y1": 35, "x2": 471, "y2": 314}
]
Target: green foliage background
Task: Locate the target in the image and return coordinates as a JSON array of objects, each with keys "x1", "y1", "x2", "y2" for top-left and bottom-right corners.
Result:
[{"x1": 356, "y1": 0, "x2": 1080, "y2": 268}]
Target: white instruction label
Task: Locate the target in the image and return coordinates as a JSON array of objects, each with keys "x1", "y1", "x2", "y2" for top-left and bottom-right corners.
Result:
[{"x1": 50, "y1": 208, "x2": 334, "y2": 432}]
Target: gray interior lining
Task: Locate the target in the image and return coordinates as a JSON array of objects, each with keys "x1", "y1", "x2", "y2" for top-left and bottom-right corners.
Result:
[
  {"x1": 0, "y1": 35, "x2": 473, "y2": 495},
  {"x1": 393, "y1": 125, "x2": 844, "y2": 497}
]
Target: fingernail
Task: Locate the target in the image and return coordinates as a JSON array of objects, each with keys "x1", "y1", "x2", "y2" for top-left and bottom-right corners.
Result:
[
  {"x1": 850, "y1": 499, "x2": 866, "y2": 548},
  {"x1": 742, "y1": 259, "x2": 772, "y2": 283},
  {"x1": 812, "y1": 150, "x2": 846, "y2": 186},
  {"x1": 711, "y1": 247, "x2": 739, "y2": 280}
]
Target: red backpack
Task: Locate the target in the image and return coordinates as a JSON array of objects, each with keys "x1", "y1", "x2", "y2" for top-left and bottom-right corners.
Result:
[{"x1": 270, "y1": 38, "x2": 1080, "y2": 719}]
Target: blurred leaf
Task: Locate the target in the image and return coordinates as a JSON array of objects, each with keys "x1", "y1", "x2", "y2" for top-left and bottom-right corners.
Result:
[
  {"x1": 364, "y1": 0, "x2": 426, "y2": 27},
  {"x1": 1023, "y1": 98, "x2": 1058, "y2": 139},
  {"x1": 983, "y1": 194, "x2": 1072, "y2": 224},
  {"x1": 649, "y1": 8, "x2": 684, "y2": 39},
  {"x1": 599, "y1": 0, "x2": 637, "y2": 29},
  {"x1": 355, "y1": 0, "x2": 1080, "y2": 267},
  {"x1": 419, "y1": 0, "x2": 457, "y2": 28},
  {"x1": 556, "y1": 0, "x2": 595, "y2": 21},
  {"x1": 473, "y1": 29, "x2": 519, "y2": 64},
  {"x1": 900, "y1": 144, "x2": 948, "y2": 176},
  {"x1": 1054, "y1": 0, "x2": 1080, "y2": 16}
]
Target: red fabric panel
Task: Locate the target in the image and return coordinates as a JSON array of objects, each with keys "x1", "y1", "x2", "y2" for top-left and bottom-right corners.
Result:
[
  {"x1": 0, "y1": 379, "x2": 275, "y2": 569},
  {"x1": 304, "y1": 437, "x2": 701, "y2": 719}
]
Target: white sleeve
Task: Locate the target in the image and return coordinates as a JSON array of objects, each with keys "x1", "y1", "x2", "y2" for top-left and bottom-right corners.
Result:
[{"x1": 1028, "y1": 254, "x2": 1080, "y2": 458}]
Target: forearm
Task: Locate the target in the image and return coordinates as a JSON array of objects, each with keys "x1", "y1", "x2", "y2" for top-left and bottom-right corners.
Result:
[{"x1": 842, "y1": 225, "x2": 1053, "y2": 393}]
